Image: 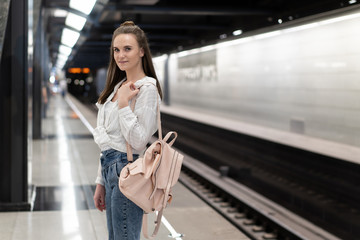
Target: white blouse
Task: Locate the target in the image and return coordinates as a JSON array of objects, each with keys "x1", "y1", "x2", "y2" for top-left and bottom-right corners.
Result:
[{"x1": 93, "y1": 76, "x2": 160, "y2": 185}]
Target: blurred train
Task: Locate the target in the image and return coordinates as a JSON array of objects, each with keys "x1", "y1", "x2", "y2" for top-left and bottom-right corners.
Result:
[{"x1": 68, "y1": 6, "x2": 360, "y2": 148}]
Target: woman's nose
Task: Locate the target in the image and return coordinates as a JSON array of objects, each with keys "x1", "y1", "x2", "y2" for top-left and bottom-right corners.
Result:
[
  {"x1": 115, "y1": 50, "x2": 124, "y2": 59},
  {"x1": 119, "y1": 50, "x2": 125, "y2": 58}
]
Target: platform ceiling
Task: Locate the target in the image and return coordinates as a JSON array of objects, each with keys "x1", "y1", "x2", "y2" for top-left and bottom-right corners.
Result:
[{"x1": 43, "y1": 0, "x2": 360, "y2": 69}]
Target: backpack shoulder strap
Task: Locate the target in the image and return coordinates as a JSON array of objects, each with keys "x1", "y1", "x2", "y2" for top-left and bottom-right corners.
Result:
[{"x1": 142, "y1": 209, "x2": 163, "y2": 239}]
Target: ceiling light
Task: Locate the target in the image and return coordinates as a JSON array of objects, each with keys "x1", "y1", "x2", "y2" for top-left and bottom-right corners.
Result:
[
  {"x1": 349, "y1": 0, "x2": 357, "y2": 4},
  {"x1": 232, "y1": 30, "x2": 243, "y2": 36},
  {"x1": 278, "y1": 19, "x2": 283, "y2": 24},
  {"x1": 57, "y1": 54, "x2": 69, "y2": 64},
  {"x1": 56, "y1": 58, "x2": 67, "y2": 68},
  {"x1": 69, "y1": 0, "x2": 97, "y2": 15},
  {"x1": 59, "y1": 45, "x2": 72, "y2": 56},
  {"x1": 61, "y1": 28, "x2": 80, "y2": 48},
  {"x1": 53, "y1": 9, "x2": 68, "y2": 17},
  {"x1": 65, "y1": 13, "x2": 87, "y2": 31},
  {"x1": 219, "y1": 34, "x2": 227, "y2": 39}
]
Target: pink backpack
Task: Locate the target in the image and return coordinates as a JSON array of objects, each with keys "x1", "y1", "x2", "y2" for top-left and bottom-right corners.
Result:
[{"x1": 119, "y1": 86, "x2": 184, "y2": 239}]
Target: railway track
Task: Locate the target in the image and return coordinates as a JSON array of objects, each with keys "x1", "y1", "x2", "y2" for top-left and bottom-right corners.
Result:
[
  {"x1": 178, "y1": 151, "x2": 339, "y2": 240},
  {"x1": 161, "y1": 112, "x2": 360, "y2": 240}
]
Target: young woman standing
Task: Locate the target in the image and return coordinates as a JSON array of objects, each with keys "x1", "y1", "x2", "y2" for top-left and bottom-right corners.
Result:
[{"x1": 92, "y1": 21, "x2": 162, "y2": 240}]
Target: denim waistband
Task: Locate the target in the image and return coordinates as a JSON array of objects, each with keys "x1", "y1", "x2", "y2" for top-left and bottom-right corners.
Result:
[
  {"x1": 100, "y1": 148, "x2": 138, "y2": 169},
  {"x1": 101, "y1": 148, "x2": 124, "y2": 157}
]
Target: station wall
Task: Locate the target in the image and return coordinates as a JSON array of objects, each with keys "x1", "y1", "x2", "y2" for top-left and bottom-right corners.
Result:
[{"x1": 154, "y1": 8, "x2": 360, "y2": 147}]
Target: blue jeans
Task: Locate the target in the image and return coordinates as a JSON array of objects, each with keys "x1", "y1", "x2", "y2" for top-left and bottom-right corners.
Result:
[{"x1": 101, "y1": 149, "x2": 143, "y2": 240}]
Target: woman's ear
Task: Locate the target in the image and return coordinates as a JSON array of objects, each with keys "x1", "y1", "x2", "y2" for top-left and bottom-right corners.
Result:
[{"x1": 140, "y1": 47, "x2": 144, "y2": 57}]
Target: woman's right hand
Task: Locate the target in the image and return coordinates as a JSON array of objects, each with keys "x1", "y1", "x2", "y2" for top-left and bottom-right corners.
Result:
[
  {"x1": 94, "y1": 184, "x2": 106, "y2": 212},
  {"x1": 116, "y1": 82, "x2": 140, "y2": 108}
]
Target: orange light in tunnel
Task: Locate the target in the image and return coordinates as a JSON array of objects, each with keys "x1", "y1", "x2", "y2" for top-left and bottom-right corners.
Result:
[
  {"x1": 68, "y1": 67, "x2": 90, "y2": 74},
  {"x1": 68, "y1": 68, "x2": 82, "y2": 73}
]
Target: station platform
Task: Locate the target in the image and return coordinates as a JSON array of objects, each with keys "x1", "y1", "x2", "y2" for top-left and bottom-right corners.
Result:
[{"x1": 0, "y1": 93, "x2": 249, "y2": 240}]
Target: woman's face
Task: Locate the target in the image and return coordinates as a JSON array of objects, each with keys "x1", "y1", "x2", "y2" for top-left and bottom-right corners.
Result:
[{"x1": 113, "y1": 33, "x2": 144, "y2": 72}]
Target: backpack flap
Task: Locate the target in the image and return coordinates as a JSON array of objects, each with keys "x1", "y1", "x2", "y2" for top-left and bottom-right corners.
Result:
[{"x1": 156, "y1": 139, "x2": 184, "y2": 190}]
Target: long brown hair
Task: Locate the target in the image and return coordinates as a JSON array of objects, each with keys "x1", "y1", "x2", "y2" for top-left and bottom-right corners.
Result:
[{"x1": 98, "y1": 21, "x2": 163, "y2": 104}]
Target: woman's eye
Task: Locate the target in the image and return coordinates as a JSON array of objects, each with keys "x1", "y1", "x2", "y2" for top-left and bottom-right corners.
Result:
[
  {"x1": 114, "y1": 48, "x2": 119, "y2": 52},
  {"x1": 125, "y1": 47, "x2": 131, "y2": 51}
]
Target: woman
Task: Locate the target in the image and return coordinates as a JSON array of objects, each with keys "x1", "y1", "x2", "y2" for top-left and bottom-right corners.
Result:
[{"x1": 92, "y1": 21, "x2": 162, "y2": 240}]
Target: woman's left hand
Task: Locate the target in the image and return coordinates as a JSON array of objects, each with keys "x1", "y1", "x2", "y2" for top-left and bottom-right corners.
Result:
[{"x1": 117, "y1": 82, "x2": 139, "y2": 108}]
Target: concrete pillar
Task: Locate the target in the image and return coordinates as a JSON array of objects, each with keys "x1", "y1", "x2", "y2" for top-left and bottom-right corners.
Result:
[{"x1": 0, "y1": 0, "x2": 30, "y2": 211}]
